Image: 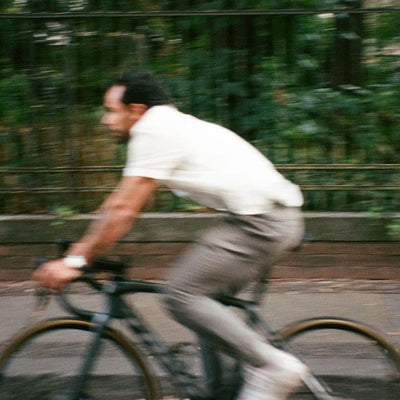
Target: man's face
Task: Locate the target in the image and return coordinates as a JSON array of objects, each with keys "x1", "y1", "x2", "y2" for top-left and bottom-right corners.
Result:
[{"x1": 101, "y1": 85, "x2": 145, "y2": 143}]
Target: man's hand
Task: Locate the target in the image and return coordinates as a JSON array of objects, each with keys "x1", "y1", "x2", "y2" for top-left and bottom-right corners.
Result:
[{"x1": 33, "y1": 259, "x2": 83, "y2": 291}]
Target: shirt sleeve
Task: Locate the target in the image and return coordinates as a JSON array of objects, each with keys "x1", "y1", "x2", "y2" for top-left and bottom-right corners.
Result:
[{"x1": 123, "y1": 127, "x2": 183, "y2": 180}]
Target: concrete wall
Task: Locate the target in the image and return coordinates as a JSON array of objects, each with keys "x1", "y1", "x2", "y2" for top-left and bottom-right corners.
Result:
[{"x1": 0, "y1": 213, "x2": 399, "y2": 282}]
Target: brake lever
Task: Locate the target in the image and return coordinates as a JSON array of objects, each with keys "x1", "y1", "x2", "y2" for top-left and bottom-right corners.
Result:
[{"x1": 32, "y1": 257, "x2": 53, "y2": 297}]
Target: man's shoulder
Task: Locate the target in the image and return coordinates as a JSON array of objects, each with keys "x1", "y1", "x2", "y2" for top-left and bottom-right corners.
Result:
[
  {"x1": 147, "y1": 104, "x2": 179, "y2": 117},
  {"x1": 139, "y1": 105, "x2": 183, "y2": 126},
  {"x1": 136, "y1": 105, "x2": 232, "y2": 141},
  {"x1": 140, "y1": 105, "x2": 209, "y2": 132}
]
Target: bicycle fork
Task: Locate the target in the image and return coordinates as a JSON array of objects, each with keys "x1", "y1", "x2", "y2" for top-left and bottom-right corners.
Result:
[{"x1": 67, "y1": 313, "x2": 110, "y2": 400}]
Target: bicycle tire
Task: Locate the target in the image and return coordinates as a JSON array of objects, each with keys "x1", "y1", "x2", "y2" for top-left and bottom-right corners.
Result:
[
  {"x1": 278, "y1": 317, "x2": 400, "y2": 400},
  {"x1": 0, "y1": 318, "x2": 159, "y2": 400}
]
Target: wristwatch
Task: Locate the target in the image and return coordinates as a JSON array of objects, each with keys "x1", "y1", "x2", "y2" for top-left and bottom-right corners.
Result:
[{"x1": 63, "y1": 255, "x2": 88, "y2": 269}]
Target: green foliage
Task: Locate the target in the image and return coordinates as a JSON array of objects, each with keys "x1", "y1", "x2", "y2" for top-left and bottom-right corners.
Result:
[
  {"x1": 0, "y1": 2, "x2": 399, "y2": 213},
  {"x1": 266, "y1": 84, "x2": 400, "y2": 164},
  {"x1": 0, "y1": 73, "x2": 30, "y2": 124},
  {"x1": 387, "y1": 219, "x2": 400, "y2": 239},
  {"x1": 49, "y1": 205, "x2": 77, "y2": 226}
]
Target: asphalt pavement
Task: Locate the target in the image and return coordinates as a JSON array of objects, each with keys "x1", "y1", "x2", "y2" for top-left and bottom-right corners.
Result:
[
  {"x1": 1, "y1": 279, "x2": 399, "y2": 348},
  {"x1": 0, "y1": 279, "x2": 399, "y2": 400}
]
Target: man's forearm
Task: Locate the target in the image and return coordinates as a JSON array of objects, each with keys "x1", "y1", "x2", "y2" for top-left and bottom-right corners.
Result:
[
  {"x1": 67, "y1": 208, "x2": 137, "y2": 262},
  {"x1": 66, "y1": 176, "x2": 158, "y2": 263}
]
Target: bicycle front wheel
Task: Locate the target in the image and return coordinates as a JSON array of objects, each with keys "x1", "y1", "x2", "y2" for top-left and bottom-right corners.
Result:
[
  {"x1": 279, "y1": 317, "x2": 400, "y2": 400},
  {"x1": 0, "y1": 318, "x2": 159, "y2": 400}
]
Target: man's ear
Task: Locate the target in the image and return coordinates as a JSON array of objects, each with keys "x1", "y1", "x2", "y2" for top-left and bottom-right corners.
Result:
[{"x1": 129, "y1": 103, "x2": 147, "y2": 119}]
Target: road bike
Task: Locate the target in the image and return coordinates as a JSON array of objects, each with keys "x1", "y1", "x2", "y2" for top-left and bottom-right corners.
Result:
[{"x1": 0, "y1": 256, "x2": 399, "y2": 400}]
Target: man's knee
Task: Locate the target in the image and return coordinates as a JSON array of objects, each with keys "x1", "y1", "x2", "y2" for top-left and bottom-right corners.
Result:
[{"x1": 163, "y1": 284, "x2": 192, "y2": 319}]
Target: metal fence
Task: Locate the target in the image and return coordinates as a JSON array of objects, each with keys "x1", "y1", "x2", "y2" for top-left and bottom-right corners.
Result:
[{"x1": 1, "y1": 2, "x2": 400, "y2": 213}]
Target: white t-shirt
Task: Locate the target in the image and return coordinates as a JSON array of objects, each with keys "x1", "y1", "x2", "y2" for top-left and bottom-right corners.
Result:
[{"x1": 123, "y1": 105, "x2": 303, "y2": 215}]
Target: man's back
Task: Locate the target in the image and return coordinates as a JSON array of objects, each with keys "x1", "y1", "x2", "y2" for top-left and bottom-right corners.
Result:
[{"x1": 124, "y1": 105, "x2": 303, "y2": 214}]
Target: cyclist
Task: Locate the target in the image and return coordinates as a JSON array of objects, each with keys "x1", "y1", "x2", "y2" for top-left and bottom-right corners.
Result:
[{"x1": 34, "y1": 71, "x2": 309, "y2": 400}]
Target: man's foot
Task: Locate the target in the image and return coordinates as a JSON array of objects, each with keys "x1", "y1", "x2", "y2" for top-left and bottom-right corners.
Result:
[{"x1": 236, "y1": 353, "x2": 309, "y2": 400}]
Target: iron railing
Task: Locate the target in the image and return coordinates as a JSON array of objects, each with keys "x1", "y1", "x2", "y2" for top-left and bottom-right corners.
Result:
[{"x1": 1, "y1": 4, "x2": 399, "y2": 213}]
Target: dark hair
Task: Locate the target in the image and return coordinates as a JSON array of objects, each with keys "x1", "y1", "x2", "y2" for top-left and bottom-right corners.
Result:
[{"x1": 110, "y1": 71, "x2": 172, "y2": 107}]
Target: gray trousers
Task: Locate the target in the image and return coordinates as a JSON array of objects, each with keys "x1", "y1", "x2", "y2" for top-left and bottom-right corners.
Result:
[{"x1": 163, "y1": 206, "x2": 304, "y2": 367}]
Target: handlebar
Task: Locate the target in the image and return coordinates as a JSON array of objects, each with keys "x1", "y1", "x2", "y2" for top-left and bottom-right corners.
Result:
[{"x1": 33, "y1": 255, "x2": 164, "y2": 320}]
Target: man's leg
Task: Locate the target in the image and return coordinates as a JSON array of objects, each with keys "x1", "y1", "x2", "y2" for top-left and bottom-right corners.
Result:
[
  {"x1": 163, "y1": 208, "x2": 309, "y2": 399},
  {"x1": 199, "y1": 336, "x2": 243, "y2": 400}
]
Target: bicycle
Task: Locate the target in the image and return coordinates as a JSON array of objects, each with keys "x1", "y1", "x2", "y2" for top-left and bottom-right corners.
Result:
[{"x1": 0, "y1": 255, "x2": 399, "y2": 400}]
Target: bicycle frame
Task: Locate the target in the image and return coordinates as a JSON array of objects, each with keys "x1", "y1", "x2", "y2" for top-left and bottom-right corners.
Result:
[
  {"x1": 61, "y1": 278, "x2": 208, "y2": 399},
  {"x1": 61, "y1": 277, "x2": 284, "y2": 400},
  {"x1": 61, "y1": 275, "x2": 336, "y2": 400}
]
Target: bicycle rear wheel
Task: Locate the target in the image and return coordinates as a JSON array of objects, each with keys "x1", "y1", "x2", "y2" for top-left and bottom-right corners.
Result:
[
  {"x1": 278, "y1": 317, "x2": 400, "y2": 400},
  {"x1": 0, "y1": 318, "x2": 159, "y2": 400}
]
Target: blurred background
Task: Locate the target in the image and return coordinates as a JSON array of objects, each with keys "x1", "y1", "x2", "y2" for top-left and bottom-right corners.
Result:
[{"x1": 0, "y1": 0, "x2": 399, "y2": 214}]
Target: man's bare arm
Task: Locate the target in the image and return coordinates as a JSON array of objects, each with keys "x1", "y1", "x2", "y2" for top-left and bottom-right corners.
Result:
[
  {"x1": 33, "y1": 175, "x2": 158, "y2": 290},
  {"x1": 67, "y1": 175, "x2": 158, "y2": 262}
]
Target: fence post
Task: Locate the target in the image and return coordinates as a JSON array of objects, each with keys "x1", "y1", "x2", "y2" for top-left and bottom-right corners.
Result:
[{"x1": 333, "y1": 0, "x2": 363, "y2": 87}]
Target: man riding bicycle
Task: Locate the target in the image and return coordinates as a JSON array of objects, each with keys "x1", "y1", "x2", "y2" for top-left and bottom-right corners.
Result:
[{"x1": 34, "y1": 71, "x2": 309, "y2": 400}]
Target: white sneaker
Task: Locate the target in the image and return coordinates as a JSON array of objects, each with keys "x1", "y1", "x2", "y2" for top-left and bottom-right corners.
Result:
[{"x1": 236, "y1": 353, "x2": 309, "y2": 400}]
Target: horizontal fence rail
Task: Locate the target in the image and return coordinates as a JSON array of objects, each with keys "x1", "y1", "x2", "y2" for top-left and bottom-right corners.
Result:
[
  {"x1": 1, "y1": 8, "x2": 400, "y2": 19},
  {"x1": 2, "y1": 164, "x2": 400, "y2": 193}
]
